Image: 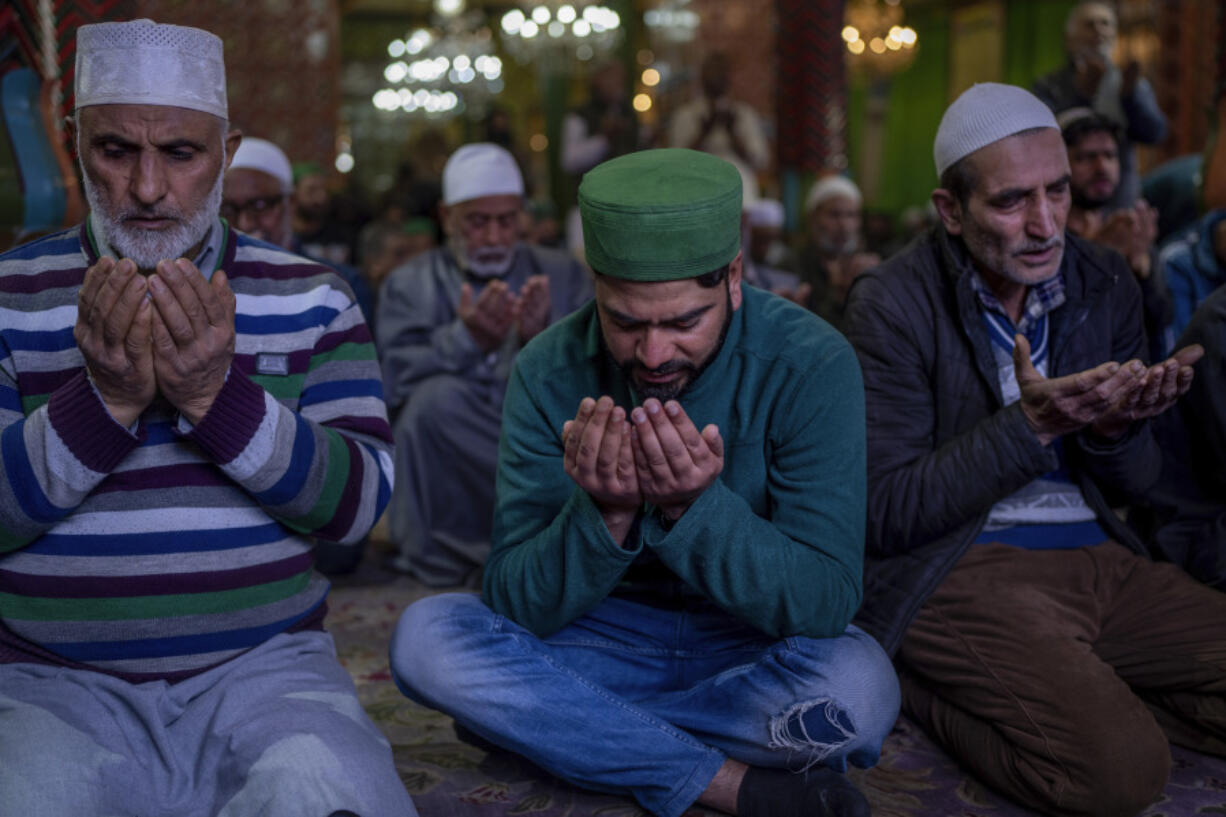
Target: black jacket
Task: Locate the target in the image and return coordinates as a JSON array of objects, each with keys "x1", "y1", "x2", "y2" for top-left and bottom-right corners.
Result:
[{"x1": 844, "y1": 226, "x2": 1159, "y2": 656}]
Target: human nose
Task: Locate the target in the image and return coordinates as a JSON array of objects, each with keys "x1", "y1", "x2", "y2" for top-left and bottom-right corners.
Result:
[
  {"x1": 130, "y1": 151, "x2": 167, "y2": 206},
  {"x1": 1026, "y1": 196, "x2": 1059, "y2": 239},
  {"x1": 637, "y1": 328, "x2": 672, "y2": 371}
]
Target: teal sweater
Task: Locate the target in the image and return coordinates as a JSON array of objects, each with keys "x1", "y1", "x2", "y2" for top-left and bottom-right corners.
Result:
[{"x1": 483, "y1": 285, "x2": 866, "y2": 639}]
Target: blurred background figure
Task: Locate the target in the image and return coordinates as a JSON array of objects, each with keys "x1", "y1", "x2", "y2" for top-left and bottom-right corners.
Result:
[
  {"x1": 293, "y1": 160, "x2": 358, "y2": 266},
  {"x1": 360, "y1": 217, "x2": 437, "y2": 299},
  {"x1": 224, "y1": 138, "x2": 375, "y2": 331},
  {"x1": 1060, "y1": 109, "x2": 1170, "y2": 358},
  {"x1": 792, "y1": 175, "x2": 880, "y2": 328},
  {"x1": 376, "y1": 143, "x2": 591, "y2": 587},
  {"x1": 668, "y1": 51, "x2": 770, "y2": 174},
  {"x1": 1034, "y1": 0, "x2": 1167, "y2": 209},
  {"x1": 1159, "y1": 208, "x2": 1226, "y2": 344}
]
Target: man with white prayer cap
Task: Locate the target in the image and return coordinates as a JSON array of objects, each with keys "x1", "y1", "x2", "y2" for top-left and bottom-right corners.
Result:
[
  {"x1": 844, "y1": 82, "x2": 1223, "y2": 817},
  {"x1": 222, "y1": 136, "x2": 294, "y2": 246},
  {"x1": 376, "y1": 142, "x2": 592, "y2": 586},
  {"x1": 222, "y1": 135, "x2": 375, "y2": 330},
  {"x1": 791, "y1": 175, "x2": 879, "y2": 327},
  {"x1": 0, "y1": 19, "x2": 416, "y2": 816}
]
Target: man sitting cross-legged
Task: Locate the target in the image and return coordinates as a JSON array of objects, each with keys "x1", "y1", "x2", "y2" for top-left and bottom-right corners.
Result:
[{"x1": 390, "y1": 148, "x2": 899, "y2": 817}]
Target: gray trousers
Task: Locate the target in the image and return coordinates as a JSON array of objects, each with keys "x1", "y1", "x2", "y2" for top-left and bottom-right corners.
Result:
[
  {"x1": 0, "y1": 630, "x2": 417, "y2": 817},
  {"x1": 388, "y1": 374, "x2": 502, "y2": 586}
]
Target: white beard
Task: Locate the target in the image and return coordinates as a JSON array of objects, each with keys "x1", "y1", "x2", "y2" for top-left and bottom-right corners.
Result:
[
  {"x1": 81, "y1": 145, "x2": 225, "y2": 270},
  {"x1": 452, "y1": 235, "x2": 516, "y2": 279}
]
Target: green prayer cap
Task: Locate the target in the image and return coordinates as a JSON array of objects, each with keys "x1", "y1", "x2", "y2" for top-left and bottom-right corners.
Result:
[
  {"x1": 579, "y1": 149, "x2": 741, "y2": 281},
  {"x1": 292, "y1": 160, "x2": 323, "y2": 183}
]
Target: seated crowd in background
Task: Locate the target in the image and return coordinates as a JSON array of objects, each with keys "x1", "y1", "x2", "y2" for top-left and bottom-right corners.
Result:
[{"x1": 2, "y1": 3, "x2": 1225, "y2": 817}]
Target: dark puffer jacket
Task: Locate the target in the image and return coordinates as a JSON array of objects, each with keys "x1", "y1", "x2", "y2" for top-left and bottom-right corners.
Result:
[{"x1": 844, "y1": 226, "x2": 1159, "y2": 656}]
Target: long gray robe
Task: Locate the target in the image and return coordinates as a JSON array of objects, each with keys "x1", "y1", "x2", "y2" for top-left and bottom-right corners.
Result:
[{"x1": 376, "y1": 244, "x2": 592, "y2": 585}]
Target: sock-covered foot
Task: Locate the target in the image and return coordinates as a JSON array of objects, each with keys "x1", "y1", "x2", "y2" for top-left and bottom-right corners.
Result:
[{"x1": 735, "y1": 765, "x2": 870, "y2": 817}]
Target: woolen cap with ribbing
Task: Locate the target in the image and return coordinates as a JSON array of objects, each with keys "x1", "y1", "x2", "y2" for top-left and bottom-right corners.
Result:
[
  {"x1": 75, "y1": 20, "x2": 227, "y2": 119},
  {"x1": 579, "y1": 149, "x2": 741, "y2": 281},
  {"x1": 933, "y1": 83, "x2": 1058, "y2": 178}
]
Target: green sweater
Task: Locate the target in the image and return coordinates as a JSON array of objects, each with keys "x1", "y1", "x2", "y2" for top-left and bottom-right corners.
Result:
[{"x1": 483, "y1": 285, "x2": 866, "y2": 639}]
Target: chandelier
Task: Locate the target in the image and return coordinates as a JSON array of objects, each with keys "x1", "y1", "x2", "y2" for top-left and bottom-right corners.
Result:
[
  {"x1": 372, "y1": 11, "x2": 503, "y2": 118},
  {"x1": 842, "y1": 0, "x2": 919, "y2": 78},
  {"x1": 499, "y1": 3, "x2": 623, "y2": 67}
]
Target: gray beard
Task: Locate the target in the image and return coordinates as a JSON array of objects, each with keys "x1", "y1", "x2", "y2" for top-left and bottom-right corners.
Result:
[
  {"x1": 81, "y1": 145, "x2": 225, "y2": 270},
  {"x1": 451, "y1": 236, "x2": 516, "y2": 279}
]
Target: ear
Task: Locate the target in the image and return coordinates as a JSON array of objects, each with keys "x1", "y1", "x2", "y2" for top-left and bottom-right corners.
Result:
[
  {"x1": 64, "y1": 115, "x2": 77, "y2": 147},
  {"x1": 728, "y1": 250, "x2": 744, "y2": 311},
  {"x1": 223, "y1": 128, "x2": 243, "y2": 172},
  {"x1": 931, "y1": 189, "x2": 964, "y2": 236}
]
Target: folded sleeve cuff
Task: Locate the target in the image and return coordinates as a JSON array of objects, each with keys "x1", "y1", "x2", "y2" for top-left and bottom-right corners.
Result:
[
  {"x1": 46, "y1": 370, "x2": 144, "y2": 474},
  {"x1": 184, "y1": 370, "x2": 268, "y2": 464}
]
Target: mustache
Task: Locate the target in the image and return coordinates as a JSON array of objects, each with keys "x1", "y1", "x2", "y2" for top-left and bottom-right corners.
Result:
[
  {"x1": 638, "y1": 359, "x2": 694, "y2": 377},
  {"x1": 117, "y1": 206, "x2": 183, "y2": 223},
  {"x1": 1013, "y1": 236, "x2": 1063, "y2": 256}
]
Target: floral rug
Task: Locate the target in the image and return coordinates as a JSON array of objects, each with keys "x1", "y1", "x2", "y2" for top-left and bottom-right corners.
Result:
[{"x1": 326, "y1": 555, "x2": 1226, "y2": 817}]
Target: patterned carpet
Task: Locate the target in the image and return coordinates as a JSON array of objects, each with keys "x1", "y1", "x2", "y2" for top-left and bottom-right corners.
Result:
[{"x1": 326, "y1": 549, "x2": 1226, "y2": 817}]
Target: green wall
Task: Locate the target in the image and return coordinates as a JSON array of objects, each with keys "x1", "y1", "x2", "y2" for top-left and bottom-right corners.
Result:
[{"x1": 846, "y1": 0, "x2": 1076, "y2": 215}]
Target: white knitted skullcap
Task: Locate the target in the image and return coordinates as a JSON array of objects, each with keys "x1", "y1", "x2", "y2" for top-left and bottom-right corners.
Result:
[
  {"x1": 75, "y1": 20, "x2": 227, "y2": 119},
  {"x1": 746, "y1": 198, "x2": 784, "y2": 228},
  {"x1": 228, "y1": 137, "x2": 293, "y2": 193},
  {"x1": 805, "y1": 175, "x2": 862, "y2": 213},
  {"x1": 934, "y1": 82, "x2": 1057, "y2": 178},
  {"x1": 442, "y1": 143, "x2": 524, "y2": 205}
]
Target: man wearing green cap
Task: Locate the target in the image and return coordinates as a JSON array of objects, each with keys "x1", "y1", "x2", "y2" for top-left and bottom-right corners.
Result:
[{"x1": 390, "y1": 149, "x2": 898, "y2": 817}]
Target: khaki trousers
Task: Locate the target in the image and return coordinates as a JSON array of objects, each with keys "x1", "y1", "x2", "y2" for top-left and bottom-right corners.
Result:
[{"x1": 898, "y1": 541, "x2": 1226, "y2": 817}]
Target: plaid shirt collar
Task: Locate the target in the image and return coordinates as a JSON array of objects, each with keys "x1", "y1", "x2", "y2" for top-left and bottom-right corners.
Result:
[{"x1": 969, "y1": 271, "x2": 1066, "y2": 334}]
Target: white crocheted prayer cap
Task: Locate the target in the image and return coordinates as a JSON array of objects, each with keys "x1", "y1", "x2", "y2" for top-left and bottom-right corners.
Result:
[
  {"x1": 805, "y1": 175, "x2": 862, "y2": 213},
  {"x1": 75, "y1": 20, "x2": 227, "y2": 119},
  {"x1": 229, "y1": 137, "x2": 293, "y2": 193},
  {"x1": 746, "y1": 198, "x2": 785, "y2": 228},
  {"x1": 442, "y1": 143, "x2": 524, "y2": 205},
  {"x1": 934, "y1": 82, "x2": 1058, "y2": 178}
]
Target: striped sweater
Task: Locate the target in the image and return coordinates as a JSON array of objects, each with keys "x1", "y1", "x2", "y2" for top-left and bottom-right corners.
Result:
[{"x1": 0, "y1": 223, "x2": 393, "y2": 682}]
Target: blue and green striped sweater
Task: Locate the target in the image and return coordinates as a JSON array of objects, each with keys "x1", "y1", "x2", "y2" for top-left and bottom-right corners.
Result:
[{"x1": 0, "y1": 223, "x2": 393, "y2": 682}]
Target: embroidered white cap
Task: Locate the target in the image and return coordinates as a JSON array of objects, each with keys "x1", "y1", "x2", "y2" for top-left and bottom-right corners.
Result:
[
  {"x1": 228, "y1": 137, "x2": 293, "y2": 194},
  {"x1": 75, "y1": 19, "x2": 227, "y2": 119},
  {"x1": 805, "y1": 175, "x2": 862, "y2": 213},
  {"x1": 442, "y1": 143, "x2": 524, "y2": 206},
  {"x1": 934, "y1": 82, "x2": 1058, "y2": 178}
]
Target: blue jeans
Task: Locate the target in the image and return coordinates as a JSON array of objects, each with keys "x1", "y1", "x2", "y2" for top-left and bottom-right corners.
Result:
[{"x1": 391, "y1": 593, "x2": 899, "y2": 817}]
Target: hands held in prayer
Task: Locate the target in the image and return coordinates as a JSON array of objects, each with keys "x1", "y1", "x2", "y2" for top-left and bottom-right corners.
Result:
[
  {"x1": 562, "y1": 396, "x2": 723, "y2": 543},
  {"x1": 1073, "y1": 49, "x2": 1110, "y2": 99},
  {"x1": 75, "y1": 256, "x2": 236, "y2": 427},
  {"x1": 460, "y1": 277, "x2": 552, "y2": 352},
  {"x1": 1013, "y1": 335, "x2": 1202, "y2": 446},
  {"x1": 1089, "y1": 344, "x2": 1202, "y2": 438},
  {"x1": 629, "y1": 398, "x2": 724, "y2": 522},
  {"x1": 459, "y1": 280, "x2": 518, "y2": 352},
  {"x1": 75, "y1": 257, "x2": 156, "y2": 428},
  {"x1": 147, "y1": 259, "x2": 237, "y2": 425},
  {"x1": 564, "y1": 396, "x2": 640, "y2": 543},
  {"x1": 517, "y1": 275, "x2": 552, "y2": 343},
  {"x1": 1080, "y1": 201, "x2": 1159, "y2": 279}
]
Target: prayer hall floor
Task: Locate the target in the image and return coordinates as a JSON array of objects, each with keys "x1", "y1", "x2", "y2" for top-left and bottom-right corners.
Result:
[{"x1": 327, "y1": 537, "x2": 1226, "y2": 817}]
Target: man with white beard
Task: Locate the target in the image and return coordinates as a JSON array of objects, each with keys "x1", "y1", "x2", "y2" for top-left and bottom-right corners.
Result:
[
  {"x1": 376, "y1": 143, "x2": 592, "y2": 585},
  {"x1": 0, "y1": 20, "x2": 415, "y2": 816}
]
